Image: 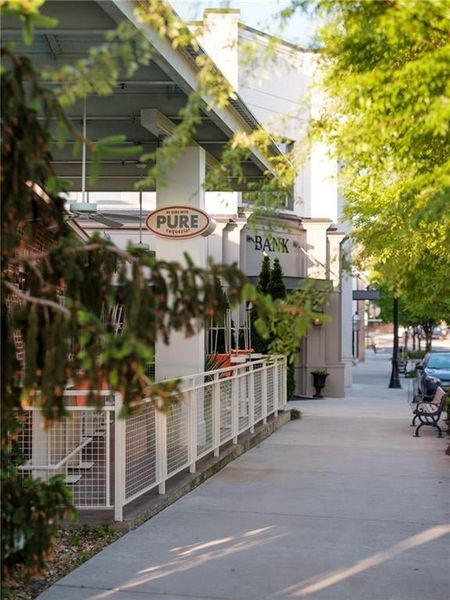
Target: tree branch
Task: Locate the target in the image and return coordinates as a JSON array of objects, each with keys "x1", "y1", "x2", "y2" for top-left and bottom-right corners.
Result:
[
  {"x1": 4, "y1": 282, "x2": 71, "y2": 317},
  {"x1": 9, "y1": 242, "x2": 136, "y2": 265}
]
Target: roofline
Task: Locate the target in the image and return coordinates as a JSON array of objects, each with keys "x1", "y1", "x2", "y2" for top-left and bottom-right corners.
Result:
[
  {"x1": 112, "y1": 0, "x2": 283, "y2": 165},
  {"x1": 239, "y1": 22, "x2": 319, "y2": 54},
  {"x1": 204, "y1": 8, "x2": 241, "y2": 15}
]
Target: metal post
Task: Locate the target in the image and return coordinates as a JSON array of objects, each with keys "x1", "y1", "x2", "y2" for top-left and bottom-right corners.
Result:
[
  {"x1": 213, "y1": 373, "x2": 221, "y2": 457},
  {"x1": 114, "y1": 393, "x2": 126, "y2": 522},
  {"x1": 232, "y1": 374, "x2": 239, "y2": 444},
  {"x1": 262, "y1": 363, "x2": 268, "y2": 425},
  {"x1": 389, "y1": 296, "x2": 402, "y2": 389},
  {"x1": 105, "y1": 410, "x2": 111, "y2": 508},
  {"x1": 156, "y1": 407, "x2": 167, "y2": 494},
  {"x1": 188, "y1": 389, "x2": 197, "y2": 474},
  {"x1": 273, "y1": 361, "x2": 279, "y2": 417},
  {"x1": 249, "y1": 367, "x2": 255, "y2": 434}
]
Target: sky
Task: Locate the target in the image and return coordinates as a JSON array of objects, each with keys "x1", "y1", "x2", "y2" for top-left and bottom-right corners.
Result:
[{"x1": 171, "y1": 1, "x2": 316, "y2": 47}]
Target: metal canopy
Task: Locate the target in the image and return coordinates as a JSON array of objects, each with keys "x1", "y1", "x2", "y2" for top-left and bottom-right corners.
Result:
[{"x1": 3, "y1": 0, "x2": 282, "y2": 192}]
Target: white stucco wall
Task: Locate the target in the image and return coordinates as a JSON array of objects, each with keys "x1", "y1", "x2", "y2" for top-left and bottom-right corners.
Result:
[{"x1": 236, "y1": 26, "x2": 339, "y2": 222}]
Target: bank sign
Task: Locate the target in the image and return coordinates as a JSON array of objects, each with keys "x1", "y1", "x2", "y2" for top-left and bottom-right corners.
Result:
[
  {"x1": 245, "y1": 230, "x2": 302, "y2": 278},
  {"x1": 145, "y1": 206, "x2": 216, "y2": 239}
]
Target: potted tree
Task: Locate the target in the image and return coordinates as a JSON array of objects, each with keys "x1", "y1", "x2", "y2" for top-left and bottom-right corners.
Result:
[{"x1": 310, "y1": 369, "x2": 329, "y2": 398}]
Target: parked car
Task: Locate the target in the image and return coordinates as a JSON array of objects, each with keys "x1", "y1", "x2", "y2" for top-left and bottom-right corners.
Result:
[
  {"x1": 416, "y1": 351, "x2": 450, "y2": 397},
  {"x1": 432, "y1": 325, "x2": 448, "y2": 339}
]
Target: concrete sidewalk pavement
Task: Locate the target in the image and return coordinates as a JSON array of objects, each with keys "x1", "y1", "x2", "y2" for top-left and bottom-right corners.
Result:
[{"x1": 39, "y1": 354, "x2": 450, "y2": 600}]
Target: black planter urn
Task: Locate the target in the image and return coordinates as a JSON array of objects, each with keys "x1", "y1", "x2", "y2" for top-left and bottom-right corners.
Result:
[{"x1": 311, "y1": 371, "x2": 329, "y2": 398}]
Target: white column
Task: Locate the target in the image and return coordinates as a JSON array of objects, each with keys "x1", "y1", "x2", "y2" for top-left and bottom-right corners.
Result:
[
  {"x1": 297, "y1": 220, "x2": 328, "y2": 396},
  {"x1": 324, "y1": 230, "x2": 345, "y2": 397},
  {"x1": 301, "y1": 219, "x2": 330, "y2": 279},
  {"x1": 155, "y1": 146, "x2": 207, "y2": 380},
  {"x1": 222, "y1": 220, "x2": 246, "y2": 348}
]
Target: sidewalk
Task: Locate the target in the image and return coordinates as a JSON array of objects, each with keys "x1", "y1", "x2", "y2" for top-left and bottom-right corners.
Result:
[{"x1": 39, "y1": 354, "x2": 450, "y2": 600}]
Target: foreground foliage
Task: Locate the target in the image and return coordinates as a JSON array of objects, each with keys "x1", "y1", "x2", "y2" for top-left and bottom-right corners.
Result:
[{"x1": 304, "y1": 0, "x2": 450, "y2": 312}]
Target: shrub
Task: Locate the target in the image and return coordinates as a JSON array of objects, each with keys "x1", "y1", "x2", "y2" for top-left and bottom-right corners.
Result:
[
  {"x1": 1, "y1": 462, "x2": 76, "y2": 584},
  {"x1": 290, "y1": 408, "x2": 302, "y2": 420},
  {"x1": 406, "y1": 350, "x2": 427, "y2": 360},
  {"x1": 287, "y1": 363, "x2": 296, "y2": 400}
]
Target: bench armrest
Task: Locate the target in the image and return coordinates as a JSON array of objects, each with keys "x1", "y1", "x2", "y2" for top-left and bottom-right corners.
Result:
[{"x1": 415, "y1": 401, "x2": 441, "y2": 415}]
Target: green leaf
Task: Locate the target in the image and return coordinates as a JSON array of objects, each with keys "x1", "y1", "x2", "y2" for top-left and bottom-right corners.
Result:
[
  {"x1": 31, "y1": 13, "x2": 58, "y2": 28},
  {"x1": 23, "y1": 19, "x2": 34, "y2": 45},
  {"x1": 100, "y1": 144, "x2": 143, "y2": 158},
  {"x1": 44, "y1": 176, "x2": 60, "y2": 196},
  {"x1": 72, "y1": 140, "x2": 81, "y2": 157},
  {"x1": 96, "y1": 135, "x2": 127, "y2": 146}
]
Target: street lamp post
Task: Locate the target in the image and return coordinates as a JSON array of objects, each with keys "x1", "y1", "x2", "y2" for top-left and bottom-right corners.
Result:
[
  {"x1": 352, "y1": 313, "x2": 360, "y2": 359},
  {"x1": 389, "y1": 296, "x2": 402, "y2": 389}
]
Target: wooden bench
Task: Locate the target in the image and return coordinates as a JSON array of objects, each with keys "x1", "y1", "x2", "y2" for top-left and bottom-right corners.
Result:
[{"x1": 409, "y1": 387, "x2": 447, "y2": 438}]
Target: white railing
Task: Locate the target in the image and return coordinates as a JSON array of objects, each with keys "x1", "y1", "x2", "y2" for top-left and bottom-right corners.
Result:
[
  {"x1": 15, "y1": 355, "x2": 287, "y2": 521},
  {"x1": 16, "y1": 390, "x2": 115, "y2": 510}
]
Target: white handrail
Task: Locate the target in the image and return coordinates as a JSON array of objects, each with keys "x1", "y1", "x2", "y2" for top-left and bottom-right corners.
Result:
[
  {"x1": 16, "y1": 356, "x2": 287, "y2": 521},
  {"x1": 164, "y1": 354, "x2": 284, "y2": 384}
]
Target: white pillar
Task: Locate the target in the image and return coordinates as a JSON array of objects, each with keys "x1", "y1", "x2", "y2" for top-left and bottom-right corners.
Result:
[
  {"x1": 222, "y1": 220, "x2": 246, "y2": 348},
  {"x1": 301, "y1": 219, "x2": 329, "y2": 279},
  {"x1": 155, "y1": 146, "x2": 207, "y2": 380},
  {"x1": 324, "y1": 230, "x2": 345, "y2": 397}
]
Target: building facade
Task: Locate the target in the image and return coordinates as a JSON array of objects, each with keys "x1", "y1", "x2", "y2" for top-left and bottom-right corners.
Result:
[
  {"x1": 57, "y1": 3, "x2": 352, "y2": 396},
  {"x1": 75, "y1": 7, "x2": 351, "y2": 396}
]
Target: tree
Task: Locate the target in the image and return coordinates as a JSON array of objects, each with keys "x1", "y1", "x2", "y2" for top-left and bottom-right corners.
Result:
[
  {"x1": 268, "y1": 258, "x2": 287, "y2": 300},
  {"x1": 257, "y1": 255, "x2": 271, "y2": 294},
  {"x1": 299, "y1": 0, "x2": 450, "y2": 301},
  {"x1": 375, "y1": 277, "x2": 450, "y2": 352},
  {"x1": 267, "y1": 258, "x2": 295, "y2": 399},
  {"x1": 251, "y1": 256, "x2": 271, "y2": 353}
]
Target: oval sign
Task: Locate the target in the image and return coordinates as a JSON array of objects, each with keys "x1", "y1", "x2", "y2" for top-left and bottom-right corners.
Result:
[{"x1": 145, "y1": 205, "x2": 216, "y2": 239}]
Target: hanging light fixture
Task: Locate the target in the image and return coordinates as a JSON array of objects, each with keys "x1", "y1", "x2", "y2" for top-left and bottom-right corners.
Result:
[
  {"x1": 131, "y1": 191, "x2": 150, "y2": 250},
  {"x1": 69, "y1": 97, "x2": 122, "y2": 228},
  {"x1": 70, "y1": 97, "x2": 97, "y2": 214}
]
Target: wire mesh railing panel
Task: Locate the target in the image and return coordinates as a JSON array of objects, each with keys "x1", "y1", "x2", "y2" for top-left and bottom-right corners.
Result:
[
  {"x1": 144, "y1": 362, "x2": 155, "y2": 381},
  {"x1": 219, "y1": 378, "x2": 233, "y2": 443},
  {"x1": 14, "y1": 357, "x2": 288, "y2": 519},
  {"x1": 267, "y1": 366, "x2": 274, "y2": 414},
  {"x1": 238, "y1": 375, "x2": 250, "y2": 432},
  {"x1": 16, "y1": 410, "x2": 109, "y2": 507},
  {"x1": 16, "y1": 412, "x2": 32, "y2": 464},
  {"x1": 167, "y1": 402, "x2": 189, "y2": 475},
  {"x1": 254, "y1": 368, "x2": 263, "y2": 421},
  {"x1": 125, "y1": 402, "x2": 157, "y2": 501},
  {"x1": 70, "y1": 411, "x2": 108, "y2": 507},
  {"x1": 197, "y1": 385, "x2": 214, "y2": 457}
]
